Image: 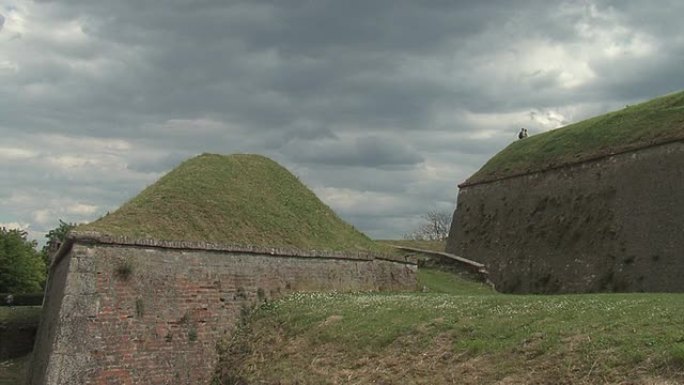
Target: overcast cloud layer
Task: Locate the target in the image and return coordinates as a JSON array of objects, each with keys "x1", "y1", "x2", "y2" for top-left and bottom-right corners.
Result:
[{"x1": 2, "y1": 0, "x2": 683, "y2": 243}]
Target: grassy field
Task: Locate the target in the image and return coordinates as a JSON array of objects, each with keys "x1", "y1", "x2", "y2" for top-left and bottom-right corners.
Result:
[
  {"x1": 81, "y1": 154, "x2": 390, "y2": 255},
  {"x1": 467, "y1": 90, "x2": 684, "y2": 185},
  {"x1": 417, "y1": 268, "x2": 494, "y2": 295},
  {"x1": 216, "y1": 268, "x2": 684, "y2": 385}
]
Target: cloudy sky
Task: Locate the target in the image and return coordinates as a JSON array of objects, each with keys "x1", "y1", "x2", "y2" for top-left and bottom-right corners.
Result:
[{"x1": 2, "y1": 0, "x2": 683, "y2": 243}]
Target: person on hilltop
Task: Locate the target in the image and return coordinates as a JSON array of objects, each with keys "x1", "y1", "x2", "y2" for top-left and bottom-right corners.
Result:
[{"x1": 518, "y1": 127, "x2": 528, "y2": 139}]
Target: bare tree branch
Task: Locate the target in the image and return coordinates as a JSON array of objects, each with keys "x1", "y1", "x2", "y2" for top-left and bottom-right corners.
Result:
[{"x1": 404, "y1": 210, "x2": 452, "y2": 241}]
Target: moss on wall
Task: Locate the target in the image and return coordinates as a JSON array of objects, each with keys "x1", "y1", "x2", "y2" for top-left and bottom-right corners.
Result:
[{"x1": 447, "y1": 140, "x2": 684, "y2": 293}]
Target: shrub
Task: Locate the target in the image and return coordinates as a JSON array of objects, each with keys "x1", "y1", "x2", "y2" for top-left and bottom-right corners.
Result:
[{"x1": 114, "y1": 259, "x2": 134, "y2": 280}]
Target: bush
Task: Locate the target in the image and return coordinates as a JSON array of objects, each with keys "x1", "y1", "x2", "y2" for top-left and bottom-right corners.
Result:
[{"x1": 0, "y1": 228, "x2": 46, "y2": 293}]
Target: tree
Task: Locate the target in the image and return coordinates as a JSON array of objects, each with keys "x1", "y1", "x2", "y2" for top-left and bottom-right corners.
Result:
[
  {"x1": 404, "y1": 210, "x2": 452, "y2": 241},
  {"x1": 41, "y1": 220, "x2": 77, "y2": 267},
  {"x1": 0, "y1": 227, "x2": 46, "y2": 293}
]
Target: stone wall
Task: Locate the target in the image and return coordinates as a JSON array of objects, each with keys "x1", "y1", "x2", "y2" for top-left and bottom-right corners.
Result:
[
  {"x1": 446, "y1": 140, "x2": 684, "y2": 293},
  {"x1": 29, "y1": 237, "x2": 416, "y2": 385}
]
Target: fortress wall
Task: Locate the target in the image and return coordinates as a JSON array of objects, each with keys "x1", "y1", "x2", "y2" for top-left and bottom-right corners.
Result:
[
  {"x1": 446, "y1": 140, "x2": 684, "y2": 294},
  {"x1": 30, "y1": 241, "x2": 416, "y2": 385},
  {"x1": 27, "y1": 245, "x2": 72, "y2": 384}
]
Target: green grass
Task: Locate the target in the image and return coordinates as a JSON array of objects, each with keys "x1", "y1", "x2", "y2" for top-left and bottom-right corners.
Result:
[
  {"x1": 0, "y1": 306, "x2": 42, "y2": 325},
  {"x1": 80, "y1": 154, "x2": 389, "y2": 254},
  {"x1": 418, "y1": 268, "x2": 494, "y2": 295},
  {"x1": 467, "y1": 90, "x2": 684, "y2": 185},
  {"x1": 216, "y1": 271, "x2": 684, "y2": 384}
]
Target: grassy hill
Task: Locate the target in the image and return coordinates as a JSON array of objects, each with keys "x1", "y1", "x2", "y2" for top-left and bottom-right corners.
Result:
[
  {"x1": 466, "y1": 90, "x2": 684, "y2": 185},
  {"x1": 80, "y1": 154, "x2": 388, "y2": 254},
  {"x1": 216, "y1": 270, "x2": 684, "y2": 384}
]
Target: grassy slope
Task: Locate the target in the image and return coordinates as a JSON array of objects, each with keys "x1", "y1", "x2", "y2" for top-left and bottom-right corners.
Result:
[
  {"x1": 217, "y1": 270, "x2": 684, "y2": 385},
  {"x1": 81, "y1": 154, "x2": 388, "y2": 254},
  {"x1": 467, "y1": 90, "x2": 684, "y2": 184}
]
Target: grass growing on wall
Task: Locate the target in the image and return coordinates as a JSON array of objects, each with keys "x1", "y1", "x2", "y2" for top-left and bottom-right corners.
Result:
[
  {"x1": 80, "y1": 154, "x2": 389, "y2": 254},
  {"x1": 217, "y1": 270, "x2": 684, "y2": 384},
  {"x1": 467, "y1": 90, "x2": 684, "y2": 184}
]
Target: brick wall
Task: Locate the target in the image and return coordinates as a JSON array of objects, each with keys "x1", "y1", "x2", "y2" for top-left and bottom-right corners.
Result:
[{"x1": 29, "y1": 238, "x2": 416, "y2": 385}]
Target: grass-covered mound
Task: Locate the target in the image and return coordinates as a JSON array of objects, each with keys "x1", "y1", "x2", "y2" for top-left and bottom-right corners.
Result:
[
  {"x1": 466, "y1": 90, "x2": 684, "y2": 185},
  {"x1": 216, "y1": 269, "x2": 684, "y2": 385},
  {"x1": 81, "y1": 154, "x2": 387, "y2": 254}
]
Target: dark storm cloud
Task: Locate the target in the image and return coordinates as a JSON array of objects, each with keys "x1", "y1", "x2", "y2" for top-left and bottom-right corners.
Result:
[
  {"x1": 285, "y1": 135, "x2": 423, "y2": 168},
  {"x1": 0, "y1": 1, "x2": 520, "y2": 136},
  {"x1": 3, "y1": 0, "x2": 684, "y2": 239},
  {"x1": 9, "y1": 0, "x2": 678, "y2": 137}
]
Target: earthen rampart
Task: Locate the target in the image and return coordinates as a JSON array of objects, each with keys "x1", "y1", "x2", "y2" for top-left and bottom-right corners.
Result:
[
  {"x1": 29, "y1": 232, "x2": 416, "y2": 385},
  {"x1": 446, "y1": 140, "x2": 684, "y2": 293}
]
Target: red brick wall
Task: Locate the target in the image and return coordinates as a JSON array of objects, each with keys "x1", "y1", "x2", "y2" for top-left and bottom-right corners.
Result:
[{"x1": 30, "y1": 241, "x2": 416, "y2": 385}]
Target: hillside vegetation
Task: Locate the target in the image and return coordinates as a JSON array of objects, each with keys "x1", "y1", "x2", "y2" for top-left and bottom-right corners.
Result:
[
  {"x1": 467, "y1": 90, "x2": 684, "y2": 185},
  {"x1": 81, "y1": 154, "x2": 388, "y2": 254},
  {"x1": 216, "y1": 269, "x2": 684, "y2": 385}
]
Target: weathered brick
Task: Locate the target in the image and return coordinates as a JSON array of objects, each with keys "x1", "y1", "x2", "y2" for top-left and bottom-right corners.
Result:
[{"x1": 29, "y1": 239, "x2": 417, "y2": 385}]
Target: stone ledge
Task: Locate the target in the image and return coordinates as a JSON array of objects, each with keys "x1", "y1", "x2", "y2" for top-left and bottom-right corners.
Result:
[{"x1": 51, "y1": 231, "x2": 416, "y2": 269}]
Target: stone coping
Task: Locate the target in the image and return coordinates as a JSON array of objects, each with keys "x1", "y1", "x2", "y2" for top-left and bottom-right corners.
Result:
[
  {"x1": 461, "y1": 137, "x2": 684, "y2": 188},
  {"x1": 51, "y1": 231, "x2": 416, "y2": 269},
  {"x1": 389, "y1": 245, "x2": 486, "y2": 269}
]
